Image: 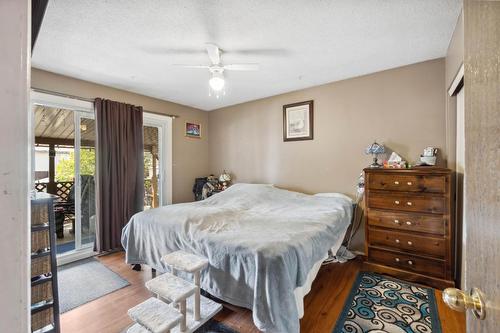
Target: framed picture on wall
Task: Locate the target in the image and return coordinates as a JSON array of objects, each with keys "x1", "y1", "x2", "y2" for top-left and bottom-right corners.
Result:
[
  {"x1": 185, "y1": 122, "x2": 201, "y2": 138},
  {"x1": 283, "y1": 100, "x2": 314, "y2": 141}
]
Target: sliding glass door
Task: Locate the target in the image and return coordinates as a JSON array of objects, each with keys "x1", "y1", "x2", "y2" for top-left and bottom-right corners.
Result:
[
  {"x1": 31, "y1": 93, "x2": 173, "y2": 262},
  {"x1": 32, "y1": 92, "x2": 96, "y2": 263}
]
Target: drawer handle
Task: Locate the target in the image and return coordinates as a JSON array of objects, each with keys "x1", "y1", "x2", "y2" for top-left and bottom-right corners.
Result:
[
  {"x1": 394, "y1": 181, "x2": 400, "y2": 185},
  {"x1": 395, "y1": 239, "x2": 400, "y2": 243},
  {"x1": 406, "y1": 221, "x2": 412, "y2": 225},
  {"x1": 407, "y1": 181, "x2": 413, "y2": 185},
  {"x1": 394, "y1": 200, "x2": 400, "y2": 205},
  {"x1": 394, "y1": 219, "x2": 400, "y2": 224},
  {"x1": 407, "y1": 201, "x2": 413, "y2": 206},
  {"x1": 407, "y1": 241, "x2": 413, "y2": 246},
  {"x1": 395, "y1": 257, "x2": 400, "y2": 262},
  {"x1": 408, "y1": 260, "x2": 414, "y2": 265}
]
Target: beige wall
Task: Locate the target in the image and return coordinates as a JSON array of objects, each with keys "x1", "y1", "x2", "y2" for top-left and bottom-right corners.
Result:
[
  {"x1": 445, "y1": 11, "x2": 464, "y2": 169},
  {"x1": 31, "y1": 69, "x2": 208, "y2": 203},
  {"x1": 208, "y1": 59, "x2": 447, "y2": 251}
]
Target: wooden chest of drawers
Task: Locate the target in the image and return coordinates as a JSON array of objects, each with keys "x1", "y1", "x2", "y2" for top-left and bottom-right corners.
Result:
[{"x1": 363, "y1": 168, "x2": 455, "y2": 289}]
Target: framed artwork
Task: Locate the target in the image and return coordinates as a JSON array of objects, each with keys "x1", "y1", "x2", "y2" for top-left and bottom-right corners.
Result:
[
  {"x1": 185, "y1": 122, "x2": 201, "y2": 138},
  {"x1": 283, "y1": 100, "x2": 314, "y2": 141}
]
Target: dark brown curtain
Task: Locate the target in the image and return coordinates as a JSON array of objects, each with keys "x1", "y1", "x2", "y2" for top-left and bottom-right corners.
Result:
[{"x1": 95, "y1": 98, "x2": 144, "y2": 252}]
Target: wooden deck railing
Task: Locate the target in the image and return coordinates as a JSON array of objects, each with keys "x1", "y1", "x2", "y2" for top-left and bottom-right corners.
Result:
[{"x1": 34, "y1": 181, "x2": 74, "y2": 201}]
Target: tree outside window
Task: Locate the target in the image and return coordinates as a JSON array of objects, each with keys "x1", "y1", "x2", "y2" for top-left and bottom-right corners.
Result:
[{"x1": 55, "y1": 148, "x2": 95, "y2": 181}]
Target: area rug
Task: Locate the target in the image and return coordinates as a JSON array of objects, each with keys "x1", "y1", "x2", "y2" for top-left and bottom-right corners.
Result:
[
  {"x1": 57, "y1": 257, "x2": 130, "y2": 313},
  {"x1": 333, "y1": 272, "x2": 441, "y2": 333}
]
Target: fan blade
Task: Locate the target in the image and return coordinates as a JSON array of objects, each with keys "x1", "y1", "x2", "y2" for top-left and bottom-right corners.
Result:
[
  {"x1": 172, "y1": 64, "x2": 210, "y2": 69},
  {"x1": 205, "y1": 43, "x2": 221, "y2": 65},
  {"x1": 141, "y1": 46, "x2": 202, "y2": 55},
  {"x1": 223, "y1": 64, "x2": 259, "y2": 71},
  {"x1": 226, "y1": 48, "x2": 289, "y2": 56}
]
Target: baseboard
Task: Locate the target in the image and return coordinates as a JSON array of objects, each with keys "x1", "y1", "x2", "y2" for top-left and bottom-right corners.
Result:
[{"x1": 57, "y1": 247, "x2": 96, "y2": 266}]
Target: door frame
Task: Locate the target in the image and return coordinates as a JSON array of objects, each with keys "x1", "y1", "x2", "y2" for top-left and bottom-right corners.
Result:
[
  {"x1": 448, "y1": 64, "x2": 465, "y2": 287},
  {"x1": 31, "y1": 91, "x2": 96, "y2": 265},
  {"x1": 143, "y1": 112, "x2": 173, "y2": 206}
]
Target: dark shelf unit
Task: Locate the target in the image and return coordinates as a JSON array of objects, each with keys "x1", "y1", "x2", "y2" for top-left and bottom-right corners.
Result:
[{"x1": 31, "y1": 193, "x2": 60, "y2": 333}]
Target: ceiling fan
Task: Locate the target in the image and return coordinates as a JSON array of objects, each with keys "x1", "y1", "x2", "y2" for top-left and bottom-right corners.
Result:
[{"x1": 173, "y1": 43, "x2": 259, "y2": 97}]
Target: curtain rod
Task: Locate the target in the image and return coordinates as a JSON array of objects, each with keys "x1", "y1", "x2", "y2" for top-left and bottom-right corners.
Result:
[{"x1": 31, "y1": 87, "x2": 180, "y2": 119}]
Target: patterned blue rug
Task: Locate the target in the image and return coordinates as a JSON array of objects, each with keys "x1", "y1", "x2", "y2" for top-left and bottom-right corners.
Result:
[{"x1": 333, "y1": 272, "x2": 441, "y2": 333}]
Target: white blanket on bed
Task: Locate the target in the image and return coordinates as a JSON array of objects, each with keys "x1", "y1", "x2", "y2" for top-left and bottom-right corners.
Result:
[{"x1": 122, "y1": 183, "x2": 352, "y2": 332}]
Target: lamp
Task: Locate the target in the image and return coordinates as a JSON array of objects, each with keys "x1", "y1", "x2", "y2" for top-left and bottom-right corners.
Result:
[
  {"x1": 365, "y1": 141, "x2": 385, "y2": 168},
  {"x1": 218, "y1": 170, "x2": 231, "y2": 190}
]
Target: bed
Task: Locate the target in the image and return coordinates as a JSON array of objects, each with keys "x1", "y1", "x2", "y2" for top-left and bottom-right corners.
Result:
[{"x1": 122, "y1": 183, "x2": 353, "y2": 333}]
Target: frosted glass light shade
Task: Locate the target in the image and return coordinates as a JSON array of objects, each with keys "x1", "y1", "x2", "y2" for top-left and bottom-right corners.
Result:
[{"x1": 209, "y1": 74, "x2": 225, "y2": 91}]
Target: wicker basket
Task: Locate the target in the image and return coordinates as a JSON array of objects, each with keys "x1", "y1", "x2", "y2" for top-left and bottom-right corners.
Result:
[
  {"x1": 31, "y1": 281, "x2": 53, "y2": 305},
  {"x1": 31, "y1": 204, "x2": 49, "y2": 226},
  {"x1": 31, "y1": 256, "x2": 51, "y2": 279},
  {"x1": 31, "y1": 230, "x2": 50, "y2": 254},
  {"x1": 31, "y1": 307, "x2": 53, "y2": 332}
]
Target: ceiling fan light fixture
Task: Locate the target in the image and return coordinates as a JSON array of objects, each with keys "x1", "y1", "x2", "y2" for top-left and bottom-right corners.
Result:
[
  {"x1": 173, "y1": 44, "x2": 258, "y2": 98},
  {"x1": 209, "y1": 72, "x2": 225, "y2": 91}
]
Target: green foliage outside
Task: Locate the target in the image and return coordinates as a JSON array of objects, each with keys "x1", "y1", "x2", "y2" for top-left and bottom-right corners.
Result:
[
  {"x1": 56, "y1": 148, "x2": 95, "y2": 181},
  {"x1": 144, "y1": 152, "x2": 152, "y2": 178}
]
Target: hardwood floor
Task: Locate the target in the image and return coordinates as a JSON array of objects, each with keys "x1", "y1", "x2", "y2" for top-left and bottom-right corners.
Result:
[{"x1": 60, "y1": 252, "x2": 465, "y2": 333}]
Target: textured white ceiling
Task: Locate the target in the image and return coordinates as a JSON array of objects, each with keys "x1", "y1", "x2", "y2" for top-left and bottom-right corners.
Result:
[{"x1": 32, "y1": 0, "x2": 462, "y2": 111}]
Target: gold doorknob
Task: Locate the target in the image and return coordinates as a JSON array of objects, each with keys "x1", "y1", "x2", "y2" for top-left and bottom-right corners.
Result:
[{"x1": 442, "y1": 287, "x2": 486, "y2": 320}]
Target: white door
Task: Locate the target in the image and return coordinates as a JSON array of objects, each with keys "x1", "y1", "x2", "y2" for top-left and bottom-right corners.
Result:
[{"x1": 143, "y1": 112, "x2": 173, "y2": 207}]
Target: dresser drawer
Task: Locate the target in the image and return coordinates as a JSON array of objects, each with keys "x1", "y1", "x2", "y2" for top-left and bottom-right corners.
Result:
[
  {"x1": 368, "y1": 248, "x2": 445, "y2": 278},
  {"x1": 367, "y1": 210, "x2": 445, "y2": 235},
  {"x1": 368, "y1": 229, "x2": 446, "y2": 258},
  {"x1": 368, "y1": 193, "x2": 446, "y2": 214},
  {"x1": 368, "y1": 173, "x2": 446, "y2": 193}
]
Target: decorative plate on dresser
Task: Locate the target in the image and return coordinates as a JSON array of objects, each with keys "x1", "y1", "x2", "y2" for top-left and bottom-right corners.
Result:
[{"x1": 363, "y1": 168, "x2": 455, "y2": 289}]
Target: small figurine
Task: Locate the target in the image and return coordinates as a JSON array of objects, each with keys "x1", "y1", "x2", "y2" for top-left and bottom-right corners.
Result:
[{"x1": 418, "y1": 147, "x2": 438, "y2": 166}]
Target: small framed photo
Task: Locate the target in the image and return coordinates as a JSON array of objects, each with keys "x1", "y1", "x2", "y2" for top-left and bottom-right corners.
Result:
[
  {"x1": 185, "y1": 122, "x2": 201, "y2": 138},
  {"x1": 283, "y1": 100, "x2": 314, "y2": 141}
]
